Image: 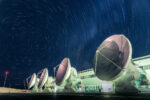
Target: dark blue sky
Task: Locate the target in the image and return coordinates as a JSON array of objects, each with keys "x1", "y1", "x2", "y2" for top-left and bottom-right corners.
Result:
[{"x1": 0, "y1": 0, "x2": 149, "y2": 88}]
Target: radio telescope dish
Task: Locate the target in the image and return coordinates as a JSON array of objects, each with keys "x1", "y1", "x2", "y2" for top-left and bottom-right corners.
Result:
[
  {"x1": 38, "y1": 68, "x2": 49, "y2": 89},
  {"x1": 94, "y1": 34, "x2": 148, "y2": 93},
  {"x1": 56, "y1": 57, "x2": 71, "y2": 85},
  {"x1": 28, "y1": 73, "x2": 36, "y2": 89},
  {"x1": 55, "y1": 57, "x2": 83, "y2": 92},
  {"x1": 94, "y1": 34, "x2": 132, "y2": 81}
]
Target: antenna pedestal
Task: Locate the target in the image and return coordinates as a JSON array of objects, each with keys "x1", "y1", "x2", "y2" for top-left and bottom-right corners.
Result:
[
  {"x1": 31, "y1": 78, "x2": 39, "y2": 93},
  {"x1": 43, "y1": 77, "x2": 55, "y2": 93},
  {"x1": 113, "y1": 60, "x2": 141, "y2": 93},
  {"x1": 114, "y1": 60, "x2": 148, "y2": 93},
  {"x1": 64, "y1": 67, "x2": 82, "y2": 92},
  {"x1": 31, "y1": 85, "x2": 39, "y2": 93}
]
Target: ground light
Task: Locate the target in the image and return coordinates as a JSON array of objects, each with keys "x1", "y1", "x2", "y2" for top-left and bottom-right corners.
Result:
[{"x1": 4, "y1": 71, "x2": 9, "y2": 87}]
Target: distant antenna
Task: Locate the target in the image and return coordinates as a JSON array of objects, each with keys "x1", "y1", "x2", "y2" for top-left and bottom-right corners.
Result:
[
  {"x1": 55, "y1": 58, "x2": 82, "y2": 92},
  {"x1": 38, "y1": 68, "x2": 48, "y2": 89},
  {"x1": 56, "y1": 58, "x2": 71, "y2": 85},
  {"x1": 27, "y1": 73, "x2": 36, "y2": 89},
  {"x1": 26, "y1": 73, "x2": 39, "y2": 92}
]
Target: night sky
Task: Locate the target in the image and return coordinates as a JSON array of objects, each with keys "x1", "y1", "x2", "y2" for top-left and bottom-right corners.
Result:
[{"x1": 0, "y1": 0, "x2": 150, "y2": 89}]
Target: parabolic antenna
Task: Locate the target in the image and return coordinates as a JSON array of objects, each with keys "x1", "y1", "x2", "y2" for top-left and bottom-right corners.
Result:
[
  {"x1": 56, "y1": 58, "x2": 71, "y2": 85},
  {"x1": 28, "y1": 73, "x2": 37, "y2": 89},
  {"x1": 55, "y1": 57, "x2": 82, "y2": 92},
  {"x1": 93, "y1": 34, "x2": 146, "y2": 93},
  {"x1": 38, "y1": 68, "x2": 49, "y2": 88},
  {"x1": 94, "y1": 34, "x2": 149, "y2": 93},
  {"x1": 94, "y1": 34, "x2": 136, "y2": 81}
]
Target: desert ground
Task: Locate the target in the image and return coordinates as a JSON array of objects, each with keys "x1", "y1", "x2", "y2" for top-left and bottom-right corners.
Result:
[{"x1": 0, "y1": 87, "x2": 30, "y2": 93}]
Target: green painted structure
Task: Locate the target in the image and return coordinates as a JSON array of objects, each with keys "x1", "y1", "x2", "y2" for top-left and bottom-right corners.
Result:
[{"x1": 77, "y1": 55, "x2": 150, "y2": 92}]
